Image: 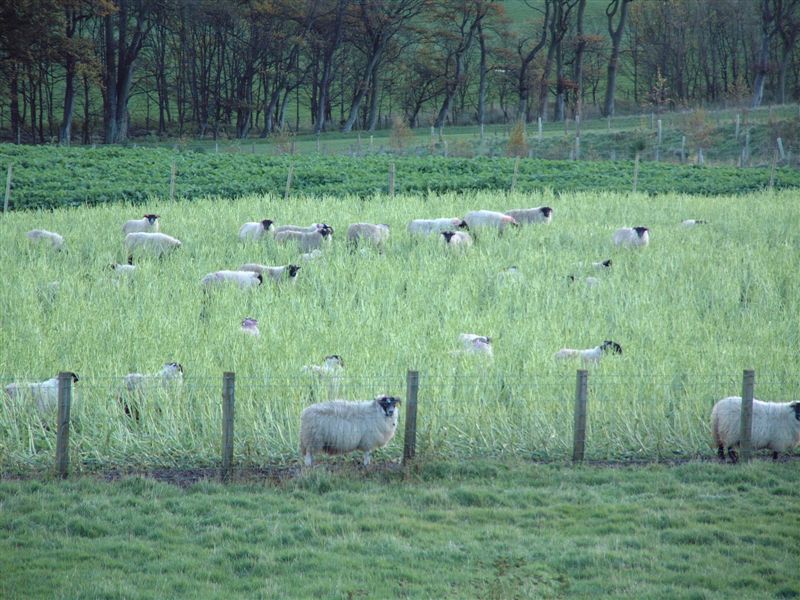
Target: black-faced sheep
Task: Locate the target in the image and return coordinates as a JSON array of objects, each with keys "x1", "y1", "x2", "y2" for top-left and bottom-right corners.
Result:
[
  {"x1": 273, "y1": 223, "x2": 331, "y2": 235},
  {"x1": 302, "y1": 355, "x2": 345, "y2": 400},
  {"x1": 239, "y1": 263, "x2": 301, "y2": 283},
  {"x1": 407, "y1": 217, "x2": 469, "y2": 236},
  {"x1": 274, "y1": 225, "x2": 333, "y2": 252},
  {"x1": 241, "y1": 317, "x2": 260, "y2": 337},
  {"x1": 464, "y1": 210, "x2": 519, "y2": 232},
  {"x1": 711, "y1": 396, "x2": 800, "y2": 462},
  {"x1": 613, "y1": 226, "x2": 649, "y2": 247},
  {"x1": 124, "y1": 232, "x2": 182, "y2": 262},
  {"x1": 681, "y1": 219, "x2": 708, "y2": 227},
  {"x1": 458, "y1": 333, "x2": 493, "y2": 357},
  {"x1": 5, "y1": 372, "x2": 79, "y2": 416},
  {"x1": 504, "y1": 206, "x2": 553, "y2": 224},
  {"x1": 441, "y1": 231, "x2": 473, "y2": 248},
  {"x1": 299, "y1": 395, "x2": 402, "y2": 466},
  {"x1": 200, "y1": 270, "x2": 263, "y2": 288},
  {"x1": 123, "y1": 214, "x2": 160, "y2": 234},
  {"x1": 555, "y1": 340, "x2": 623, "y2": 365},
  {"x1": 347, "y1": 223, "x2": 390, "y2": 249},
  {"x1": 119, "y1": 362, "x2": 183, "y2": 421},
  {"x1": 238, "y1": 219, "x2": 274, "y2": 241},
  {"x1": 592, "y1": 259, "x2": 613, "y2": 270}
]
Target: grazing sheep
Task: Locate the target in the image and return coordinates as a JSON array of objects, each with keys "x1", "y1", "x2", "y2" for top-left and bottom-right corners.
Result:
[
  {"x1": 200, "y1": 270, "x2": 263, "y2": 288},
  {"x1": 273, "y1": 223, "x2": 330, "y2": 235},
  {"x1": 122, "y1": 214, "x2": 160, "y2": 234},
  {"x1": 241, "y1": 317, "x2": 260, "y2": 337},
  {"x1": 568, "y1": 274, "x2": 600, "y2": 288},
  {"x1": 555, "y1": 340, "x2": 623, "y2": 365},
  {"x1": 347, "y1": 223, "x2": 390, "y2": 249},
  {"x1": 407, "y1": 217, "x2": 469, "y2": 236},
  {"x1": 239, "y1": 263, "x2": 301, "y2": 283},
  {"x1": 5, "y1": 372, "x2": 79, "y2": 416},
  {"x1": 301, "y1": 249, "x2": 323, "y2": 261},
  {"x1": 458, "y1": 333, "x2": 493, "y2": 357},
  {"x1": 592, "y1": 259, "x2": 613, "y2": 270},
  {"x1": 238, "y1": 219, "x2": 274, "y2": 241},
  {"x1": 110, "y1": 257, "x2": 136, "y2": 275},
  {"x1": 26, "y1": 229, "x2": 65, "y2": 250},
  {"x1": 124, "y1": 232, "x2": 182, "y2": 261},
  {"x1": 302, "y1": 355, "x2": 345, "y2": 400},
  {"x1": 274, "y1": 225, "x2": 333, "y2": 252},
  {"x1": 682, "y1": 219, "x2": 708, "y2": 227},
  {"x1": 613, "y1": 226, "x2": 650, "y2": 248},
  {"x1": 299, "y1": 395, "x2": 402, "y2": 466},
  {"x1": 119, "y1": 362, "x2": 183, "y2": 421},
  {"x1": 711, "y1": 396, "x2": 800, "y2": 462},
  {"x1": 464, "y1": 210, "x2": 519, "y2": 232},
  {"x1": 504, "y1": 206, "x2": 553, "y2": 224},
  {"x1": 441, "y1": 231, "x2": 473, "y2": 248}
]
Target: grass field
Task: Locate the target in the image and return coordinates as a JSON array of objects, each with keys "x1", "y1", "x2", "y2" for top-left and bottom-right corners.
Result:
[
  {"x1": 2, "y1": 459, "x2": 799, "y2": 599},
  {"x1": 1, "y1": 187, "x2": 798, "y2": 471}
]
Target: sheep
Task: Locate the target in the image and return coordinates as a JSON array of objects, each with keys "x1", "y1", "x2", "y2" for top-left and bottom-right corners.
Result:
[
  {"x1": 122, "y1": 214, "x2": 160, "y2": 234},
  {"x1": 124, "y1": 232, "x2": 182, "y2": 262},
  {"x1": 238, "y1": 219, "x2": 274, "y2": 241},
  {"x1": 567, "y1": 274, "x2": 600, "y2": 288},
  {"x1": 273, "y1": 223, "x2": 330, "y2": 235},
  {"x1": 592, "y1": 259, "x2": 613, "y2": 270},
  {"x1": 407, "y1": 217, "x2": 469, "y2": 236},
  {"x1": 612, "y1": 226, "x2": 650, "y2": 248},
  {"x1": 5, "y1": 372, "x2": 79, "y2": 417},
  {"x1": 711, "y1": 396, "x2": 800, "y2": 462},
  {"x1": 681, "y1": 219, "x2": 708, "y2": 227},
  {"x1": 302, "y1": 355, "x2": 345, "y2": 400},
  {"x1": 464, "y1": 210, "x2": 519, "y2": 232},
  {"x1": 200, "y1": 270, "x2": 263, "y2": 288},
  {"x1": 458, "y1": 333, "x2": 493, "y2": 357},
  {"x1": 119, "y1": 362, "x2": 183, "y2": 421},
  {"x1": 26, "y1": 229, "x2": 65, "y2": 250},
  {"x1": 555, "y1": 340, "x2": 623, "y2": 365},
  {"x1": 504, "y1": 206, "x2": 553, "y2": 225},
  {"x1": 299, "y1": 395, "x2": 402, "y2": 466},
  {"x1": 110, "y1": 262, "x2": 136, "y2": 275},
  {"x1": 347, "y1": 223, "x2": 390, "y2": 249},
  {"x1": 239, "y1": 263, "x2": 301, "y2": 283},
  {"x1": 241, "y1": 317, "x2": 260, "y2": 337},
  {"x1": 274, "y1": 225, "x2": 333, "y2": 252},
  {"x1": 441, "y1": 231, "x2": 473, "y2": 248}
]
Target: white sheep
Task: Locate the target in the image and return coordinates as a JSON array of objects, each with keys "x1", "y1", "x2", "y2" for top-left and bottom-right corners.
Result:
[
  {"x1": 299, "y1": 395, "x2": 402, "y2": 466},
  {"x1": 238, "y1": 219, "x2": 274, "y2": 241},
  {"x1": 568, "y1": 274, "x2": 600, "y2": 288},
  {"x1": 347, "y1": 223, "x2": 390, "y2": 248},
  {"x1": 124, "y1": 232, "x2": 182, "y2": 261},
  {"x1": 122, "y1": 214, "x2": 160, "y2": 234},
  {"x1": 5, "y1": 372, "x2": 79, "y2": 417},
  {"x1": 239, "y1": 263, "x2": 301, "y2": 283},
  {"x1": 200, "y1": 270, "x2": 263, "y2": 288},
  {"x1": 273, "y1": 223, "x2": 330, "y2": 235},
  {"x1": 592, "y1": 259, "x2": 613, "y2": 270},
  {"x1": 612, "y1": 226, "x2": 650, "y2": 247},
  {"x1": 681, "y1": 219, "x2": 708, "y2": 227},
  {"x1": 407, "y1": 217, "x2": 469, "y2": 236},
  {"x1": 504, "y1": 206, "x2": 553, "y2": 224},
  {"x1": 274, "y1": 225, "x2": 333, "y2": 252},
  {"x1": 555, "y1": 340, "x2": 623, "y2": 365},
  {"x1": 26, "y1": 229, "x2": 65, "y2": 250},
  {"x1": 119, "y1": 362, "x2": 183, "y2": 421},
  {"x1": 464, "y1": 210, "x2": 519, "y2": 232},
  {"x1": 458, "y1": 333, "x2": 493, "y2": 357},
  {"x1": 711, "y1": 396, "x2": 800, "y2": 462},
  {"x1": 241, "y1": 317, "x2": 260, "y2": 337},
  {"x1": 302, "y1": 355, "x2": 345, "y2": 400},
  {"x1": 441, "y1": 231, "x2": 473, "y2": 248}
]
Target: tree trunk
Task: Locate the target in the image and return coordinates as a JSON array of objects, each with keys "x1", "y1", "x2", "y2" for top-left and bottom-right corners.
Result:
[
  {"x1": 366, "y1": 76, "x2": 380, "y2": 131},
  {"x1": 341, "y1": 45, "x2": 382, "y2": 132},
  {"x1": 82, "y1": 73, "x2": 91, "y2": 144},
  {"x1": 314, "y1": 0, "x2": 346, "y2": 134},
  {"x1": 59, "y1": 55, "x2": 77, "y2": 145},
  {"x1": 103, "y1": 14, "x2": 118, "y2": 143},
  {"x1": 477, "y1": 21, "x2": 487, "y2": 126},
  {"x1": 602, "y1": 0, "x2": 631, "y2": 117},
  {"x1": 9, "y1": 65, "x2": 21, "y2": 144},
  {"x1": 573, "y1": 0, "x2": 587, "y2": 123}
]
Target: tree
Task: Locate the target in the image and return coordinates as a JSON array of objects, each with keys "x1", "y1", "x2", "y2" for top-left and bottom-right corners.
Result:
[
  {"x1": 513, "y1": 0, "x2": 550, "y2": 122},
  {"x1": 312, "y1": 0, "x2": 347, "y2": 134},
  {"x1": 601, "y1": 0, "x2": 632, "y2": 117}
]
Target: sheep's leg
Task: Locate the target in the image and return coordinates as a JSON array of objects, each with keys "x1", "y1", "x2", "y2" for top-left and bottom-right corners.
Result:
[
  {"x1": 363, "y1": 451, "x2": 371, "y2": 466},
  {"x1": 727, "y1": 447, "x2": 738, "y2": 463},
  {"x1": 304, "y1": 452, "x2": 313, "y2": 467},
  {"x1": 772, "y1": 451, "x2": 779, "y2": 461},
  {"x1": 717, "y1": 445, "x2": 726, "y2": 461}
]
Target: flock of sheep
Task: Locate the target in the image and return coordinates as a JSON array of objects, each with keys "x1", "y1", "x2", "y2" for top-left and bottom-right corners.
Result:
[{"x1": 12, "y1": 205, "x2": 800, "y2": 466}]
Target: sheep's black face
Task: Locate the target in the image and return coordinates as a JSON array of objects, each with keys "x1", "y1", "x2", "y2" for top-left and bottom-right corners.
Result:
[
  {"x1": 634, "y1": 226, "x2": 649, "y2": 238},
  {"x1": 68, "y1": 372, "x2": 79, "y2": 383},
  {"x1": 255, "y1": 273, "x2": 264, "y2": 285},
  {"x1": 602, "y1": 341, "x2": 623, "y2": 355},
  {"x1": 166, "y1": 362, "x2": 184, "y2": 373},
  {"x1": 325, "y1": 355, "x2": 343, "y2": 367},
  {"x1": 288, "y1": 265, "x2": 301, "y2": 277},
  {"x1": 457, "y1": 220, "x2": 469, "y2": 230},
  {"x1": 144, "y1": 214, "x2": 159, "y2": 224},
  {"x1": 377, "y1": 396, "x2": 401, "y2": 417},
  {"x1": 261, "y1": 219, "x2": 274, "y2": 230},
  {"x1": 442, "y1": 231, "x2": 456, "y2": 243},
  {"x1": 792, "y1": 402, "x2": 800, "y2": 421},
  {"x1": 540, "y1": 206, "x2": 553, "y2": 217},
  {"x1": 601, "y1": 259, "x2": 612, "y2": 268}
]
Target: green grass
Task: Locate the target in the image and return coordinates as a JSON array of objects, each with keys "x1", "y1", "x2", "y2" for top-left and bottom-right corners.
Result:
[
  {"x1": 1, "y1": 188, "x2": 799, "y2": 470},
  {"x1": 1, "y1": 459, "x2": 799, "y2": 599}
]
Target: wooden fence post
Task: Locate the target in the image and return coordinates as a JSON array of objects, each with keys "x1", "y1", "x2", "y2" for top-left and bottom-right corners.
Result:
[
  {"x1": 221, "y1": 372, "x2": 235, "y2": 481},
  {"x1": 389, "y1": 162, "x2": 396, "y2": 197},
  {"x1": 632, "y1": 151, "x2": 640, "y2": 193},
  {"x1": 3, "y1": 164, "x2": 11, "y2": 213},
  {"x1": 739, "y1": 369, "x2": 755, "y2": 463},
  {"x1": 572, "y1": 370, "x2": 588, "y2": 462},
  {"x1": 55, "y1": 372, "x2": 73, "y2": 479},
  {"x1": 284, "y1": 164, "x2": 294, "y2": 200},
  {"x1": 402, "y1": 370, "x2": 419, "y2": 465}
]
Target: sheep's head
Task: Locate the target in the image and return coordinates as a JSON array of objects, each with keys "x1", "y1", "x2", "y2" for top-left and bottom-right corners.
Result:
[
  {"x1": 319, "y1": 225, "x2": 334, "y2": 238},
  {"x1": 165, "y1": 362, "x2": 184, "y2": 373},
  {"x1": 67, "y1": 372, "x2": 80, "y2": 383},
  {"x1": 634, "y1": 226, "x2": 649, "y2": 238},
  {"x1": 261, "y1": 219, "x2": 274, "y2": 230},
  {"x1": 255, "y1": 273, "x2": 264, "y2": 285},
  {"x1": 242, "y1": 317, "x2": 258, "y2": 328},
  {"x1": 600, "y1": 259, "x2": 612, "y2": 268},
  {"x1": 324, "y1": 355, "x2": 344, "y2": 368},
  {"x1": 144, "y1": 214, "x2": 159, "y2": 224},
  {"x1": 441, "y1": 231, "x2": 456, "y2": 243},
  {"x1": 540, "y1": 206, "x2": 553, "y2": 218},
  {"x1": 287, "y1": 265, "x2": 301, "y2": 277},
  {"x1": 376, "y1": 395, "x2": 401, "y2": 417},
  {"x1": 791, "y1": 402, "x2": 800, "y2": 421},
  {"x1": 601, "y1": 340, "x2": 623, "y2": 355},
  {"x1": 457, "y1": 219, "x2": 469, "y2": 230}
]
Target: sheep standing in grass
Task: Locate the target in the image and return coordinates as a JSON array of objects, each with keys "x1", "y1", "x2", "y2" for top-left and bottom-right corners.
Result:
[
  {"x1": 458, "y1": 334, "x2": 493, "y2": 357},
  {"x1": 26, "y1": 229, "x2": 65, "y2": 250},
  {"x1": 119, "y1": 362, "x2": 183, "y2": 421},
  {"x1": 464, "y1": 210, "x2": 519, "y2": 232},
  {"x1": 123, "y1": 214, "x2": 160, "y2": 234},
  {"x1": 239, "y1": 263, "x2": 301, "y2": 283},
  {"x1": 711, "y1": 396, "x2": 800, "y2": 462},
  {"x1": 681, "y1": 219, "x2": 708, "y2": 227},
  {"x1": 241, "y1": 317, "x2": 260, "y2": 337},
  {"x1": 504, "y1": 206, "x2": 553, "y2": 224},
  {"x1": 5, "y1": 373, "x2": 79, "y2": 417},
  {"x1": 592, "y1": 259, "x2": 613, "y2": 270},
  {"x1": 274, "y1": 225, "x2": 333, "y2": 252},
  {"x1": 408, "y1": 217, "x2": 469, "y2": 236},
  {"x1": 124, "y1": 232, "x2": 182, "y2": 261},
  {"x1": 273, "y1": 223, "x2": 330, "y2": 235},
  {"x1": 441, "y1": 231, "x2": 473, "y2": 248},
  {"x1": 299, "y1": 395, "x2": 402, "y2": 466},
  {"x1": 200, "y1": 270, "x2": 263, "y2": 288},
  {"x1": 613, "y1": 226, "x2": 649, "y2": 248},
  {"x1": 347, "y1": 223, "x2": 390, "y2": 249},
  {"x1": 302, "y1": 355, "x2": 345, "y2": 400},
  {"x1": 555, "y1": 341, "x2": 623, "y2": 365},
  {"x1": 238, "y1": 219, "x2": 274, "y2": 241}
]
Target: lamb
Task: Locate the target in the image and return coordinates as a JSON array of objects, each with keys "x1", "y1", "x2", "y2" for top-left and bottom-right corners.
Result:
[
  {"x1": 110, "y1": 262, "x2": 136, "y2": 275},
  {"x1": 239, "y1": 263, "x2": 301, "y2": 283},
  {"x1": 241, "y1": 317, "x2": 260, "y2": 337},
  {"x1": 124, "y1": 232, "x2": 182, "y2": 261},
  {"x1": 441, "y1": 231, "x2": 473, "y2": 248},
  {"x1": 347, "y1": 223, "x2": 390, "y2": 249},
  {"x1": 273, "y1": 223, "x2": 330, "y2": 235},
  {"x1": 238, "y1": 219, "x2": 274, "y2": 241},
  {"x1": 26, "y1": 229, "x2": 65, "y2": 250},
  {"x1": 119, "y1": 362, "x2": 183, "y2": 421},
  {"x1": 711, "y1": 396, "x2": 800, "y2": 462},
  {"x1": 592, "y1": 259, "x2": 613, "y2": 270},
  {"x1": 458, "y1": 333, "x2": 493, "y2": 357},
  {"x1": 274, "y1": 225, "x2": 333, "y2": 252},
  {"x1": 612, "y1": 226, "x2": 650, "y2": 247},
  {"x1": 555, "y1": 340, "x2": 623, "y2": 365},
  {"x1": 5, "y1": 372, "x2": 79, "y2": 416},
  {"x1": 504, "y1": 206, "x2": 553, "y2": 224},
  {"x1": 122, "y1": 214, "x2": 160, "y2": 234},
  {"x1": 681, "y1": 219, "x2": 708, "y2": 227},
  {"x1": 568, "y1": 274, "x2": 600, "y2": 288},
  {"x1": 200, "y1": 270, "x2": 263, "y2": 288},
  {"x1": 464, "y1": 210, "x2": 519, "y2": 232},
  {"x1": 407, "y1": 217, "x2": 469, "y2": 236},
  {"x1": 299, "y1": 395, "x2": 402, "y2": 466},
  {"x1": 302, "y1": 355, "x2": 345, "y2": 400}
]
